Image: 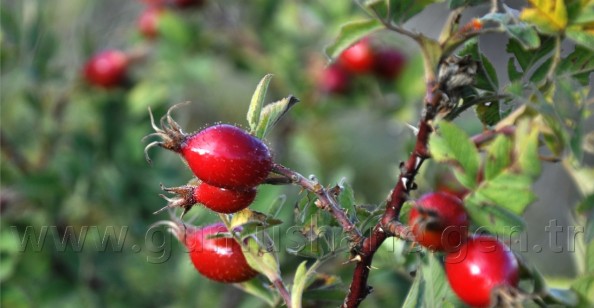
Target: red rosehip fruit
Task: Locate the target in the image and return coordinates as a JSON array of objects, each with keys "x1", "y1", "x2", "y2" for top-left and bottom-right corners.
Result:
[
  {"x1": 194, "y1": 182, "x2": 256, "y2": 214},
  {"x1": 338, "y1": 39, "x2": 374, "y2": 74},
  {"x1": 320, "y1": 64, "x2": 350, "y2": 94},
  {"x1": 180, "y1": 124, "x2": 273, "y2": 189},
  {"x1": 138, "y1": 7, "x2": 164, "y2": 39},
  {"x1": 84, "y1": 50, "x2": 128, "y2": 88},
  {"x1": 408, "y1": 192, "x2": 469, "y2": 251},
  {"x1": 145, "y1": 109, "x2": 273, "y2": 190},
  {"x1": 373, "y1": 49, "x2": 406, "y2": 80},
  {"x1": 445, "y1": 235, "x2": 519, "y2": 307},
  {"x1": 184, "y1": 223, "x2": 258, "y2": 283}
]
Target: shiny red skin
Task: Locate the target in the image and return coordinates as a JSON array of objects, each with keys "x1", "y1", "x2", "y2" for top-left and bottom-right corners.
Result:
[
  {"x1": 445, "y1": 235, "x2": 519, "y2": 307},
  {"x1": 181, "y1": 124, "x2": 273, "y2": 189},
  {"x1": 185, "y1": 223, "x2": 258, "y2": 283},
  {"x1": 84, "y1": 50, "x2": 128, "y2": 88},
  {"x1": 194, "y1": 182, "x2": 256, "y2": 213},
  {"x1": 373, "y1": 49, "x2": 406, "y2": 80},
  {"x1": 408, "y1": 192, "x2": 469, "y2": 251},
  {"x1": 338, "y1": 39, "x2": 374, "y2": 74},
  {"x1": 320, "y1": 64, "x2": 350, "y2": 94},
  {"x1": 138, "y1": 7, "x2": 164, "y2": 39}
]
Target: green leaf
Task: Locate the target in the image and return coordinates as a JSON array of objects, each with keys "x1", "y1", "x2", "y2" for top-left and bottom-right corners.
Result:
[
  {"x1": 485, "y1": 134, "x2": 513, "y2": 180},
  {"x1": 514, "y1": 119, "x2": 542, "y2": 178},
  {"x1": 158, "y1": 11, "x2": 191, "y2": 46},
  {"x1": 389, "y1": 0, "x2": 443, "y2": 24},
  {"x1": 402, "y1": 270, "x2": 423, "y2": 308},
  {"x1": 506, "y1": 24, "x2": 541, "y2": 49},
  {"x1": 267, "y1": 194, "x2": 287, "y2": 218},
  {"x1": 506, "y1": 36, "x2": 555, "y2": 82},
  {"x1": 421, "y1": 253, "x2": 458, "y2": 307},
  {"x1": 475, "y1": 100, "x2": 501, "y2": 127},
  {"x1": 402, "y1": 253, "x2": 461, "y2": 308},
  {"x1": 325, "y1": 19, "x2": 383, "y2": 60},
  {"x1": 291, "y1": 261, "x2": 309, "y2": 308},
  {"x1": 243, "y1": 237, "x2": 281, "y2": 281},
  {"x1": 247, "y1": 74, "x2": 273, "y2": 133},
  {"x1": 337, "y1": 181, "x2": 357, "y2": 222},
  {"x1": 254, "y1": 95, "x2": 299, "y2": 139},
  {"x1": 448, "y1": 0, "x2": 487, "y2": 9},
  {"x1": 520, "y1": 0, "x2": 568, "y2": 34},
  {"x1": 482, "y1": 8, "x2": 541, "y2": 50},
  {"x1": 229, "y1": 208, "x2": 283, "y2": 239},
  {"x1": 237, "y1": 279, "x2": 275, "y2": 306},
  {"x1": 577, "y1": 194, "x2": 594, "y2": 213},
  {"x1": 457, "y1": 38, "x2": 499, "y2": 92},
  {"x1": 291, "y1": 260, "x2": 322, "y2": 308},
  {"x1": 558, "y1": 45, "x2": 594, "y2": 85},
  {"x1": 127, "y1": 81, "x2": 168, "y2": 116},
  {"x1": 572, "y1": 274, "x2": 594, "y2": 305},
  {"x1": 476, "y1": 172, "x2": 537, "y2": 214},
  {"x1": 569, "y1": 0, "x2": 594, "y2": 24},
  {"x1": 465, "y1": 193, "x2": 526, "y2": 237},
  {"x1": 429, "y1": 121, "x2": 480, "y2": 189}
]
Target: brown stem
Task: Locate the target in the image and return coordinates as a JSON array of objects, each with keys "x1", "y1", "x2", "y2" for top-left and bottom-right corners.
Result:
[
  {"x1": 471, "y1": 125, "x2": 516, "y2": 148},
  {"x1": 271, "y1": 163, "x2": 363, "y2": 246},
  {"x1": 273, "y1": 279, "x2": 292, "y2": 308},
  {"x1": 342, "y1": 82, "x2": 443, "y2": 308}
]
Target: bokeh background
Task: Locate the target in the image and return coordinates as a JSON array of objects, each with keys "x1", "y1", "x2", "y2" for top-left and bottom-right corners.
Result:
[{"x1": 1, "y1": 0, "x2": 592, "y2": 307}]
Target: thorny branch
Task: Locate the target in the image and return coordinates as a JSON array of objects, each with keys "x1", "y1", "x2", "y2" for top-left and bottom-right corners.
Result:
[
  {"x1": 342, "y1": 81, "x2": 444, "y2": 308},
  {"x1": 271, "y1": 163, "x2": 364, "y2": 246}
]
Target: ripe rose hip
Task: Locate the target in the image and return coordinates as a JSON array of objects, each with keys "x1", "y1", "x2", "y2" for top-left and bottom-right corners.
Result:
[
  {"x1": 408, "y1": 192, "x2": 469, "y2": 251},
  {"x1": 181, "y1": 124, "x2": 272, "y2": 189},
  {"x1": 320, "y1": 64, "x2": 350, "y2": 94},
  {"x1": 195, "y1": 182, "x2": 256, "y2": 213},
  {"x1": 181, "y1": 223, "x2": 258, "y2": 283},
  {"x1": 338, "y1": 39, "x2": 374, "y2": 74},
  {"x1": 138, "y1": 7, "x2": 164, "y2": 39},
  {"x1": 84, "y1": 50, "x2": 128, "y2": 88},
  {"x1": 445, "y1": 235, "x2": 519, "y2": 307},
  {"x1": 144, "y1": 107, "x2": 273, "y2": 189},
  {"x1": 157, "y1": 182, "x2": 257, "y2": 215},
  {"x1": 373, "y1": 49, "x2": 406, "y2": 80}
]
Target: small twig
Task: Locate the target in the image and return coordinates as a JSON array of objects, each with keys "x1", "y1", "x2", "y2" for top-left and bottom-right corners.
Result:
[
  {"x1": 271, "y1": 163, "x2": 363, "y2": 246},
  {"x1": 380, "y1": 20, "x2": 421, "y2": 42},
  {"x1": 383, "y1": 221, "x2": 415, "y2": 242},
  {"x1": 471, "y1": 125, "x2": 516, "y2": 148},
  {"x1": 273, "y1": 279, "x2": 292, "y2": 308},
  {"x1": 262, "y1": 176, "x2": 293, "y2": 185}
]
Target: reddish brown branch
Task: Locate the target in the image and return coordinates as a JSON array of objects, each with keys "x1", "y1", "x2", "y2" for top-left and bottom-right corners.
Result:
[
  {"x1": 342, "y1": 82, "x2": 443, "y2": 308},
  {"x1": 471, "y1": 125, "x2": 516, "y2": 148},
  {"x1": 271, "y1": 163, "x2": 363, "y2": 245}
]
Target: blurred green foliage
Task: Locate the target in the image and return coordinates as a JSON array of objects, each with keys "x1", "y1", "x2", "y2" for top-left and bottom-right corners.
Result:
[
  {"x1": 2, "y1": 0, "x2": 592, "y2": 307},
  {"x1": 0, "y1": 1, "x2": 418, "y2": 306}
]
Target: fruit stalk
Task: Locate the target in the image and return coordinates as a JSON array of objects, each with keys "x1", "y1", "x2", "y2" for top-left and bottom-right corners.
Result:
[
  {"x1": 343, "y1": 80, "x2": 443, "y2": 308},
  {"x1": 272, "y1": 278, "x2": 292, "y2": 308}
]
